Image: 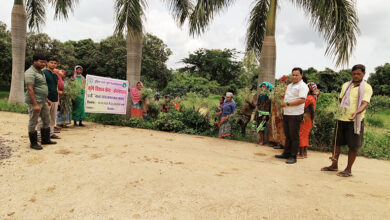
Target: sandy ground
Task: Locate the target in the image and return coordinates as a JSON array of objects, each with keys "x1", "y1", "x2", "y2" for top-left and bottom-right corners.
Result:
[{"x1": 0, "y1": 111, "x2": 390, "y2": 220}]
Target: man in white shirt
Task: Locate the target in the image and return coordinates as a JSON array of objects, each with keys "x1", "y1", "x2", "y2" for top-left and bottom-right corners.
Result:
[{"x1": 275, "y1": 67, "x2": 309, "y2": 164}]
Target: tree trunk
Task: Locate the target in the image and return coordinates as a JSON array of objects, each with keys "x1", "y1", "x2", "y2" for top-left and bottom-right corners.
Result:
[
  {"x1": 125, "y1": 32, "x2": 143, "y2": 119},
  {"x1": 258, "y1": 36, "x2": 276, "y2": 88},
  {"x1": 257, "y1": 0, "x2": 277, "y2": 93},
  {"x1": 8, "y1": 1, "x2": 27, "y2": 104}
]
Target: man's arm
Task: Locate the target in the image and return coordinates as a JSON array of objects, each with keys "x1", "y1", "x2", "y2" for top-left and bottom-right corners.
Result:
[
  {"x1": 280, "y1": 98, "x2": 305, "y2": 107},
  {"x1": 349, "y1": 101, "x2": 369, "y2": 120},
  {"x1": 26, "y1": 84, "x2": 40, "y2": 113}
]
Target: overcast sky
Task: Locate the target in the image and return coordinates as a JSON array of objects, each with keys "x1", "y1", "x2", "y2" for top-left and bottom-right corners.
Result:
[{"x1": 1, "y1": 0, "x2": 389, "y2": 78}]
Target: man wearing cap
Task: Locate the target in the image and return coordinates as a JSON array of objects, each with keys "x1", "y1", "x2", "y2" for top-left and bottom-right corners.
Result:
[{"x1": 25, "y1": 54, "x2": 57, "y2": 150}]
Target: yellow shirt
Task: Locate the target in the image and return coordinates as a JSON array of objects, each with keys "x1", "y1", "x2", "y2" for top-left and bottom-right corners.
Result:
[{"x1": 338, "y1": 81, "x2": 373, "y2": 121}]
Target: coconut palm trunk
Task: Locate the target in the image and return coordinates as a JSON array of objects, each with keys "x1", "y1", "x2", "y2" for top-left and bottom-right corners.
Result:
[
  {"x1": 125, "y1": 32, "x2": 143, "y2": 119},
  {"x1": 8, "y1": 0, "x2": 27, "y2": 104},
  {"x1": 258, "y1": 0, "x2": 276, "y2": 90}
]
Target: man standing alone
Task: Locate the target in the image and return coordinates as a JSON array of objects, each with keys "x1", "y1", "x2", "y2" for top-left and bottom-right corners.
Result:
[
  {"x1": 275, "y1": 67, "x2": 309, "y2": 164},
  {"x1": 25, "y1": 54, "x2": 56, "y2": 150},
  {"x1": 321, "y1": 64, "x2": 373, "y2": 177}
]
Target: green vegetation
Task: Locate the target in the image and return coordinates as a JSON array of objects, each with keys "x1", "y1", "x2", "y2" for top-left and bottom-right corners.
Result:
[{"x1": 1, "y1": 92, "x2": 389, "y2": 160}]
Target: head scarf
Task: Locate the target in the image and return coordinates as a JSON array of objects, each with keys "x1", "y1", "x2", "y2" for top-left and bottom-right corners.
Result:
[
  {"x1": 225, "y1": 92, "x2": 233, "y2": 98},
  {"x1": 258, "y1": 81, "x2": 274, "y2": 91},
  {"x1": 73, "y1": 65, "x2": 83, "y2": 77},
  {"x1": 258, "y1": 81, "x2": 273, "y2": 102},
  {"x1": 280, "y1": 76, "x2": 290, "y2": 84},
  {"x1": 308, "y1": 82, "x2": 320, "y2": 100},
  {"x1": 130, "y1": 81, "x2": 143, "y2": 105}
]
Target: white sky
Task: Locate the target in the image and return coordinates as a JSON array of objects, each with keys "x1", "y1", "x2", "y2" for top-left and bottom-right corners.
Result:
[{"x1": 1, "y1": 0, "x2": 389, "y2": 78}]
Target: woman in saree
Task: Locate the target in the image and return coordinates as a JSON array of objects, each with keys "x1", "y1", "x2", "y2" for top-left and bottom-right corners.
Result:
[
  {"x1": 56, "y1": 70, "x2": 71, "y2": 128},
  {"x1": 71, "y1": 65, "x2": 86, "y2": 126},
  {"x1": 298, "y1": 82, "x2": 320, "y2": 159},
  {"x1": 218, "y1": 92, "x2": 236, "y2": 138},
  {"x1": 129, "y1": 81, "x2": 147, "y2": 118},
  {"x1": 269, "y1": 76, "x2": 290, "y2": 149},
  {"x1": 255, "y1": 82, "x2": 273, "y2": 145}
]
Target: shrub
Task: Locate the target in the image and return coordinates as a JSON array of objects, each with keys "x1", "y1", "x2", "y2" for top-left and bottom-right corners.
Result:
[
  {"x1": 366, "y1": 116, "x2": 385, "y2": 128},
  {"x1": 153, "y1": 111, "x2": 185, "y2": 132},
  {"x1": 0, "y1": 98, "x2": 28, "y2": 114},
  {"x1": 367, "y1": 95, "x2": 390, "y2": 115},
  {"x1": 360, "y1": 130, "x2": 390, "y2": 160},
  {"x1": 310, "y1": 93, "x2": 340, "y2": 151},
  {"x1": 86, "y1": 113, "x2": 122, "y2": 125},
  {"x1": 182, "y1": 108, "x2": 212, "y2": 133}
]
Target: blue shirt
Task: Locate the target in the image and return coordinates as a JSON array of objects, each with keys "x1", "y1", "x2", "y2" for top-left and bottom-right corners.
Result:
[{"x1": 221, "y1": 100, "x2": 236, "y2": 118}]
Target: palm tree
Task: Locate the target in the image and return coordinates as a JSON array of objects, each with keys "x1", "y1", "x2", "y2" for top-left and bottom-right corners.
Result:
[
  {"x1": 8, "y1": 0, "x2": 79, "y2": 104},
  {"x1": 114, "y1": 0, "x2": 192, "y2": 118},
  {"x1": 188, "y1": 0, "x2": 360, "y2": 86}
]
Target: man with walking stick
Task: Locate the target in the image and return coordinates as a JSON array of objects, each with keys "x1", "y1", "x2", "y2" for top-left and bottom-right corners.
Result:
[{"x1": 321, "y1": 64, "x2": 373, "y2": 177}]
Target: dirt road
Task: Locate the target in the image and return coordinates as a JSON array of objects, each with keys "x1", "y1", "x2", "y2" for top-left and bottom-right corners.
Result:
[{"x1": 1, "y1": 111, "x2": 389, "y2": 219}]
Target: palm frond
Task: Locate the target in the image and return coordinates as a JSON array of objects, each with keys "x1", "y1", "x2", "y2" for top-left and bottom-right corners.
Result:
[
  {"x1": 48, "y1": 0, "x2": 79, "y2": 20},
  {"x1": 245, "y1": 0, "x2": 271, "y2": 56},
  {"x1": 292, "y1": 0, "x2": 360, "y2": 67},
  {"x1": 188, "y1": 0, "x2": 235, "y2": 36},
  {"x1": 25, "y1": 0, "x2": 46, "y2": 31},
  {"x1": 164, "y1": 0, "x2": 194, "y2": 26},
  {"x1": 114, "y1": 0, "x2": 147, "y2": 36}
]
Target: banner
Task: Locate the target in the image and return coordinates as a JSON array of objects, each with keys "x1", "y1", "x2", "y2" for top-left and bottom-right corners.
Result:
[{"x1": 84, "y1": 75, "x2": 129, "y2": 114}]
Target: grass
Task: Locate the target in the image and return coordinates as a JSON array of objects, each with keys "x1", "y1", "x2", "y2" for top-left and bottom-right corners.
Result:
[{"x1": 0, "y1": 91, "x2": 9, "y2": 99}]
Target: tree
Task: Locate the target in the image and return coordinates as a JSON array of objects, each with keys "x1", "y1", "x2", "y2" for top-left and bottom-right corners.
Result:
[
  {"x1": 368, "y1": 63, "x2": 390, "y2": 96},
  {"x1": 180, "y1": 48, "x2": 242, "y2": 87},
  {"x1": 188, "y1": 0, "x2": 360, "y2": 89},
  {"x1": 0, "y1": 22, "x2": 12, "y2": 90},
  {"x1": 8, "y1": 0, "x2": 78, "y2": 104},
  {"x1": 114, "y1": 0, "x2": 192, "y2": 118},
  {"x1": 141, "y1": 33, "x2": 172, "y2": 90},
  {"x1": 304, "y1": 67, "x2": 351, "y2": 93},
  {"x1": 66, "y1": 38, "x2": 99, "y2": 75}
]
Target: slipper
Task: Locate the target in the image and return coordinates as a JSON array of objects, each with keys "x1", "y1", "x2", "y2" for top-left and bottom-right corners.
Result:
[
  {"x1": 321, "y1": 166, "x2": 338, "y2": 172},
  {"x1": 337, "y1": 171, "x2": 352, "y2": 177}
]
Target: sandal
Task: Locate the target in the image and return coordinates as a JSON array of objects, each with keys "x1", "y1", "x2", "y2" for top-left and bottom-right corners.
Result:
[
  {"x1": 321, "y1": 166, "x2": 338, "y2": 172},
  {"x1": 337, "y1": 171, "x2": 352, "y2": 177}
]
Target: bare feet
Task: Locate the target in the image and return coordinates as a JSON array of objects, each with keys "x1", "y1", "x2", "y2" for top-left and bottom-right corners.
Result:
[{"x1": 297, "y1": 155, "x2": 305, "y2": 159}]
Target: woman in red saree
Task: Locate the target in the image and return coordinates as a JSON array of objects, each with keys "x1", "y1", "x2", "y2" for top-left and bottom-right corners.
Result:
[
  {"x1": 129, "y1": 82, "x2": 147, "y2": 118},
  {"x1": 298, "y1": 82, "x2": 320, "y2": 159}
]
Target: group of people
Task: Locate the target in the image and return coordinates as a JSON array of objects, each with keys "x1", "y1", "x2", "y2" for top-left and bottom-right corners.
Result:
[
  {"x1": 216, "y1": 65, "x2": 373, "y2": 177},
  {"x1": 24, "y1": 54, "x2": 373, "y2": 177},
  {"x1": 25, "y1": 54, "x2": 86, "y2": 150},
  {"x1": 128, "y1": 81, "x2": 183, "y2": 118}
]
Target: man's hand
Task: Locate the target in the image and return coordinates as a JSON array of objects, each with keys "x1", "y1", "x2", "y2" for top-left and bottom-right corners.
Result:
[
  {"x1": 262, "y1": 116, "x2": 267, "y2": 120},
  {"x1": 349, "y1": 112, "x2": 357, "y2": 121},
  {"x1": 47, "y1": 100, "x2": 53, "y2": 107},
  {"x1": 33, "y1": 104, "x2": 40, "y2": 113},
  {"x1": 280, "y1": 102, "x2": 287, "y2": 108}
]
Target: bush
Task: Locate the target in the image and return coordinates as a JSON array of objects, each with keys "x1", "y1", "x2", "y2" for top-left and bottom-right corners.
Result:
[
  {"x1": 153, "y1": 111, "x2": 185, "y2": 132},
  {"x1": 367, "y1": 95, "x2": 390, "y2": 115},
  {"x1": 360, "y1": 130, "x2": 390, "y2": 160},
  {"x1": 309, "y1": 93, "x2": 340, "y2": 151},
  {"x1": 366, "y1": 116, "x2": 385, "y2": 128},
  {"x1": 86, "y1": 113, "x2": 122, "y2": 125},
  {"x1": 181, "y1": 108, "x2": 212, "y2": 133},
  {"x1": 0, "y1": 98, "x2": 28, "y2": 114}
]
